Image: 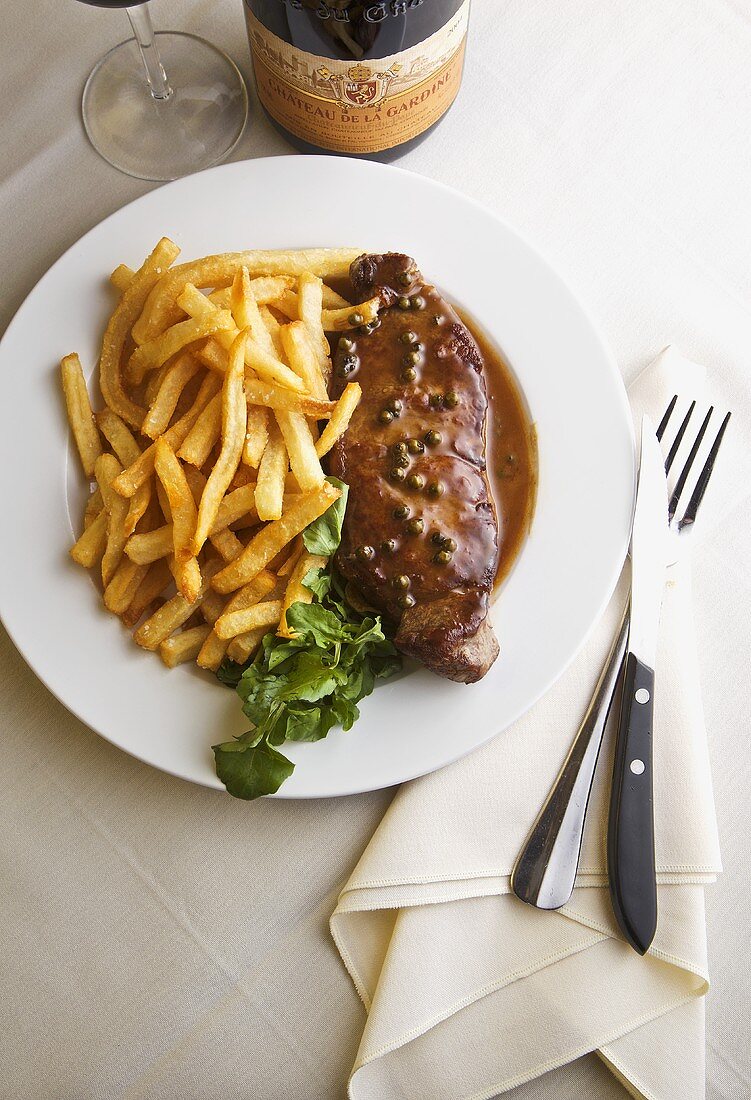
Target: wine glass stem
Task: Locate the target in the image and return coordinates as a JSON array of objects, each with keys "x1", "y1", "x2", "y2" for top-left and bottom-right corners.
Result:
[{"x1": 127, "y1": 3, "x2": 173, "y2": 101}]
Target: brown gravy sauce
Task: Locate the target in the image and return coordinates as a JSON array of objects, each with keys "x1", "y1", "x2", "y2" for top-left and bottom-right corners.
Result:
[{"x1": 456, "y1": 309, "x2": 538, "y2": 591}]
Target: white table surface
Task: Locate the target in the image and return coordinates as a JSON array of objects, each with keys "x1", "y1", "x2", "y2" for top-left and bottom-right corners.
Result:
[{"x1": 1, "y1": 2, "x2": 749, "y2": 1097}]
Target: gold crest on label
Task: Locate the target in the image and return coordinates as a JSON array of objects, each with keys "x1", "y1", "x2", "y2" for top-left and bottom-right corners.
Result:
[{"x1": 316, "y1": 63, "x2": 403, "y2": 110}]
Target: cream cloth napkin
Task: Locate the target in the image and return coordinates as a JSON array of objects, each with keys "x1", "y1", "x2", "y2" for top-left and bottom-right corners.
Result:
[{"x1": 331, "y1": 348, "x2": 724, "y2": 1100}]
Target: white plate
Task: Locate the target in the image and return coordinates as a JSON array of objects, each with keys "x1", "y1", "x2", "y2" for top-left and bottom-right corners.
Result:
[{"x1": 0, "y1": 156, "x2": 634, "y2": 798}]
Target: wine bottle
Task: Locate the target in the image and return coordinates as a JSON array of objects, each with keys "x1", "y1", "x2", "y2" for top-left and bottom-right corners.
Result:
[{"x1": 243, "y1": 0, "x2": 471, "y2": 159}]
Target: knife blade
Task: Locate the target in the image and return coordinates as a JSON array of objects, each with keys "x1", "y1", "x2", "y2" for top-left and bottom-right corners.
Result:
[{"x1": 607, "y1": 415, "x2": 669, "y2": 955}]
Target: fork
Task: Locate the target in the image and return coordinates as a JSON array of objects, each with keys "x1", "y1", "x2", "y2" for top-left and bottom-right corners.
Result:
[{"x1": 511, "y1": 397, "x2": 730, "y2": 913}]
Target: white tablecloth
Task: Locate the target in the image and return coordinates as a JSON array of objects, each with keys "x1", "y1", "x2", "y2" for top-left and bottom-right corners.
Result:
[{"x1": 1, "y1": 2, "x2": 749, "y2": 1097}]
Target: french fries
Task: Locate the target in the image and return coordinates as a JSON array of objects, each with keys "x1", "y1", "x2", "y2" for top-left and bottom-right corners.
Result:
[
  {"x1": 154, "y1": 438, "x2": 201, "y2": 602},
  {"x1": 100, "y1": 237, "x2": 180, "y2": 427},
  {"x1": 315, "y1": 383, "x2": 361, "y2": 457},
  {"x1": 213, "y1": 482, "x2": 340, "y2": 594},
  {"x1": 141, "y1": 353, "x2": 199, "y2": 439},
  {"x1": 215, "y1": 600, "x2": 284, "y2": 640},
  {"x1": 61, "y1": 354, "x2": 102, "y2": 476},
  {"x1": 63, "y1": 241, "x2": 361, "y2": 681},
  {"x1": 191, "y1": 331, "x2": 247, "y2": 555},
  {"x1": 278, "y1": 551, "x2": 328, "y2": 637},
  {"x1": 275, "y1": 409, "x2": 325, "y2": 491},
  {"x1": 160, "y1": 626, "x2": 212, "y2": 668},
  {"x1": 133, "y1": 248, "x2": 361, "y2": 344},
  {"x1": 280, "y1": 321, "x2": 329, "y2": 401},
  {"x1": 254, "y1": 417, "x2": 287, "y2": 521}
]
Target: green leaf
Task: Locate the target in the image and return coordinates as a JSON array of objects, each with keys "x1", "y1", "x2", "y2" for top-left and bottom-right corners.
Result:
[
  {"x1": 302, "y1": 477, "x2": 349, "y2": 555},
  {"x1": 215, "y1": 659, "x2": 247, "y2": 687},
  {"x1": 212, "y1": 734, "x2": 295, "y2": 800},
  {"x1": 286, "y1": 602, "x2": 350, "y2": 650},
  {"x1": 302, "y1": 567, "x2": 331, "y2": 601}
]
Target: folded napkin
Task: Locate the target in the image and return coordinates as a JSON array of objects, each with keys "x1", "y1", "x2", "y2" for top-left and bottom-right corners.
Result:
[{"x1": 331, "y1": 348, "x2": 726, "y2": 1100}]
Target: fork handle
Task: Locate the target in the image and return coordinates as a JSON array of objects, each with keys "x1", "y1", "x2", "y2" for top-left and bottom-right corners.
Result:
[{"x1": 607, "y1": 652, "x2": 657, "y2": 955}]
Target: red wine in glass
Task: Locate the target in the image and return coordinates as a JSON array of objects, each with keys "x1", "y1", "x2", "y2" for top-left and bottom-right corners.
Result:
[{"x1": 77, "y1": 0, "x2": 248, "y2": 180}]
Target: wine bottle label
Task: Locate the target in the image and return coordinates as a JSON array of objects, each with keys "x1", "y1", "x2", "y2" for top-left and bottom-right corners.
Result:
[{"x1": 245, "y1": 1, "x2": 470, "y2": 154}]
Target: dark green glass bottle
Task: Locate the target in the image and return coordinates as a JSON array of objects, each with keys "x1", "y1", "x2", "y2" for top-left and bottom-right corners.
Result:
[{"x1": 243, "y1": 0, "x2": 471, "y2": 160}]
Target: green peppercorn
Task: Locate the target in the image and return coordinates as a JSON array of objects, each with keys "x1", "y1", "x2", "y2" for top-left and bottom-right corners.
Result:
[
  {"x1": 397, "y1": 296, "x2": 411, "y2": 310},
  {"x1": 430, "y1": 531, "x2": 444, "y2": 546},
  {"x1": 399, "y1": 329, "x2": 417, "y2": 345},
  {"x1": 393, "y1": 452, "x2": 410, "y2": 469},
  {"x1": 406, "y1": 517, "x2": 424, "y2": 536},
  {"x1": 339, "y1": 353, "x2": 359, "y2": 375},
  {"x1": 426, "y1": 481, "x2": 444, "y2": 498},
  {"x1": 392, "y1": 504, "x2": 410, "y2": 520},
  {"x1": 412, "y1": 295, "x2": 426, "y2": 310},
  {"x1": 393, "y1": 574, "x2": 411, "y2": 590},
  {"x1": 378, "y1": 408, "x2": 394, "y2": 425},
  {"x1": 444, "y1": 391, "x2": 459, "y2": 408},
  {"x1": 431, "y1": 314, "x2": 442, "y2": 325},
  {"x1": 434, "y1": 550, "x2": 452, "y2": 565},
  {"x1": 339, "y1": 336, "x2": 354, "y2": 352},
  {"x1": 349, "y1": 311, "x2": 364, "y2": 325},
  {"x1": 398, "y1": 593, "x2": 416, "y2": 610},
  {"x1": 397, "y1": 271, "x2": 412, "y2": 287},
  {"x1": 381, "y1": 539, "x2": 397, "y2": 554},
  {"x1": 392, "y1": 440, "x2": 408, "y2": 456},
  {"x1": 406, "y1": 473, "x2": 425, "y2": 491},
  {"x1": 356, "y1": 545, "x2": 375, "y2": 561},
  {"x1": 424, "y1": 429, "x2": 442, "y2": 447},
  {"x1": 407, "y1": 438, "x2": 425, "y2": 455},
  {"x1": 389, "y1": 399, "x2": 403, "y2": 416},
  {"x1": 401, "y1": 367, "x2": 418, "y2": 384},
  {"x1": 441, "y1": 537, "x2": 457, "y2": 553},
  {"x1": 390, "y1": 466, "x2": 407, "y2": 483},
  {"x1": 428, "y1": 393, "x2": 444, "y2": 409},
  {"x1": 402, "y1": 350, "x2": 421, "y2": 367}
]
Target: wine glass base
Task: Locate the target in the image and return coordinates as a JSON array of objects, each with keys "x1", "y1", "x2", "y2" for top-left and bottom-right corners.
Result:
[{"x1": 82, "y1": 32, "x2": 248, "y2": 181}]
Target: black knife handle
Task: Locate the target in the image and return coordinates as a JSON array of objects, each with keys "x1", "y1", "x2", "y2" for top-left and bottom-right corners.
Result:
[{"x1": 607, "y1": 652, "x2": 657, "y2": 955}]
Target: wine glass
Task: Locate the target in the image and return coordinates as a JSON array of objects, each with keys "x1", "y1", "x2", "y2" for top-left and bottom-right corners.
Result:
[{"x1": 78, "y1": 0, "x2": 248, "y2": 181}]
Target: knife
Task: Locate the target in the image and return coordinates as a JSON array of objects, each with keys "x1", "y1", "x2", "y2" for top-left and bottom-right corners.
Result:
[{"x1": 607, "y1": 415, "x2": 669, "y2": 955}]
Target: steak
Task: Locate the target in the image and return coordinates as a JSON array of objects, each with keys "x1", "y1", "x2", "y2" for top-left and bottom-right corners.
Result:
[{"x1": 327, "y1": 253, "x2": 499, "y2": 683}]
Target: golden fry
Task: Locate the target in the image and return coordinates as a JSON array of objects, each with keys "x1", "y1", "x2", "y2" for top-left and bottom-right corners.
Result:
[
  {"x1": 275, "y1": 409, "x2": 325, "y2": 491},
  {"x1": 215, "y1": 599, "x2": 283, "y2": 640},
  {"x1": 84, "y1": 487, "x2": 103, "y2": 529},
  {"x1": 112, "y1": 371, "x2": 221, "y2": 498},
  {"x1": 154, "y1": 438, "x2": 200, "y2": 601},
  {"x1": 133, "y1": 249, "x2": 361, "y2": 345},
  {"x1": 321, "y1": 296, "x2": 380, "y2": 332},
  {"x1": 196, "y1": 338, "x2": 228, "y2": 375},
  {"x1": 103, "y1": 558, "x2": 149, "y2": 615},
  {"x1": 243, "y1": 405, "x2": 270, "y2": 468},
  {"x1": 259, "y1": 305, "x2": 285, "y2": 358},
  {"x1": 70, "y1": 508, "x2": 107, "y2": 568},
  {"x1": 95, "y1": 453, "x2": 129, "y2": 587},
  {"x1": 245, "y1": 337, "x2": 307, "y2": 393},
  {"x1": 128, "y1": 309, "x2": 234, "y2": 385},
  {"x1": 212, "y1": 482, "x2": 340, "y2": 594},
  {"x1": 141, "y1": 353, "x2": 199, "y2": 439},
  {"x1": 231, "y1": 267, "x2": 275, "y2": 354},
  {"x1": 60, "y1": 354, "x2": 102, "y2": 477},
  {"x1": 159, "y1": 625, "x2": 212, "y2": 668},
  {"x1": 121, "y1": 559, "x2": 172, "y2": 627},
  {"x1": 254, "y1": 417, "x2": 287, "y2": 522},
  {"x1": 196, "y1": 569, "x2": 276, "y2": 670},
  {"x1": 276, "y1": 534, "x2": 304, "y2": 577},
  {"x1": 321, "y1": 285, "x2": 351, "y2": 309},
  {"x1": 226, "y1": 626, "x2": 267, "y2": 665},
  {"x1": 315, "y1": 382, "x2": 361, "y2": 457},
  {"x1": 209, "y1": 527, "x2": 244, "y2": 562},
  {"x1": 100, "y1": 237, "x2": 180, "y2": 427},
  {"x1": 125, "y1": 526, "x2": 173, "y2": 564},
  {"x1": 245, "y1": 377, "x2": 334, "y2": 418},
  {"x1": 96, "y1": 408, "x2": 141, "y2": 466},
  {"x1": 109, "y1": 263, "x2": 135, "y2": 292},
  {"x1": 278, "y1": 551, "x2": 328, "y2": 637},
  {"x1": 177, "y1": 391, "x2": 222, "y2": 468},
  {"x1": 297, "y1": 272, "x2": 330, "y2": 388},
  {"x1": 280, "y1": 321, "x2": 329, "y2": 401},
  {"x1": 192, "y1": 331, "x2": 247, "y2": 554}
]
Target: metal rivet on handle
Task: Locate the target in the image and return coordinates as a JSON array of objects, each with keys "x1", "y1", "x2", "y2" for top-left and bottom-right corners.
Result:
[
  {"x1": 630, "y1": 759, "x2": 645, "y2": 775},
  {"x1": 635, "y1": 688, "x2": 650, "y2": 704}
]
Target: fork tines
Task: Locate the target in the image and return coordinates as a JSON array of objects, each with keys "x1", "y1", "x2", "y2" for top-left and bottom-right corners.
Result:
[{"x1": 656, "y1": 396, "x2": 731, "y2": 530}]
